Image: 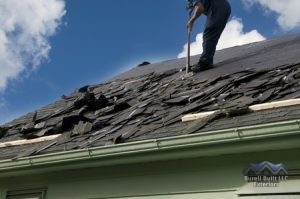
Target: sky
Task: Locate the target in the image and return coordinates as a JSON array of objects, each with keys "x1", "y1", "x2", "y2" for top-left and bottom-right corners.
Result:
[{"x1": 1, "y1": 0, "x2": 300, "y2": 124}]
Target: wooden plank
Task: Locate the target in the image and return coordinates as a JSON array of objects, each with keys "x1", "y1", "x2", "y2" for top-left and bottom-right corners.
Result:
[
  {"x1": 182, "y1": 111, "x2": 217, "y2": 122},
  {"x1": 182, "y1": 98, "x2": 300, "y2": 122},
  {"x1": 249, "y1": 98, "x2": 300, "y2": 111},
  {"x1": 0, "y1": 134, "x2": 61, "y2": 148}
]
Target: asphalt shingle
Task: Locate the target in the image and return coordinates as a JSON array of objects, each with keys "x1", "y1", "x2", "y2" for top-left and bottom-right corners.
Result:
[{"x1": 2, "y1": 34, "x2": 300, "y2": 160}]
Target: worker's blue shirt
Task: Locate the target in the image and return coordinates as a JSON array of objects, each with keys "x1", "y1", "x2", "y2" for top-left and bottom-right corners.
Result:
[{"x1": 194, "y1": 0, "x2": 231, "y2": 16}]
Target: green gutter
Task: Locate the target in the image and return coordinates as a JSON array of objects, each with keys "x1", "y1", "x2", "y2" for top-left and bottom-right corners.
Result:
[{"x1": 1, "y1": 119, "x2": 300, "y2": 176}]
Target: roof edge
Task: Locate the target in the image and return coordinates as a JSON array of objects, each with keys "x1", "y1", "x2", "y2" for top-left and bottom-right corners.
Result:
[{"x1": 1, "y1": 119, "x2": 300, "y2": 176}]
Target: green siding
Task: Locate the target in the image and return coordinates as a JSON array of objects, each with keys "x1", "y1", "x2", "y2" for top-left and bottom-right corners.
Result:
[
  {"x1": 1, "y1": 148, "x2": 299, "y2": 199},
  {"x1": 98, "y1": 192, "x2": 236, "y2": 199}
]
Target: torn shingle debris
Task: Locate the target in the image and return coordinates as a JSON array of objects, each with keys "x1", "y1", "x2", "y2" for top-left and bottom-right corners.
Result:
[
  {"x1": 137, "y1": 61, "x2": 151, "y2": 67},
  {"x1": 2, "y1": 35, "x2": 300, "y2": 160}
]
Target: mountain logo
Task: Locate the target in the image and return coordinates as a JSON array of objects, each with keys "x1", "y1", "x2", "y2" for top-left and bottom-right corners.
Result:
[{"x1": 243, "y1": 161, "x2": 289, "y2": 176}]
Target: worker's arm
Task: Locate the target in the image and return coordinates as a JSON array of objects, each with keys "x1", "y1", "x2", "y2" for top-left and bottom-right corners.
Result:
[{"x1": 187, "y1": 2, "x2": 205, "y2": 32}]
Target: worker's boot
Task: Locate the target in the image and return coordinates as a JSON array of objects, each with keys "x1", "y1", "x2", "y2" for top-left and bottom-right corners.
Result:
[{"x1": 191, "y1": 61, "x2": 213, "y2": 73}]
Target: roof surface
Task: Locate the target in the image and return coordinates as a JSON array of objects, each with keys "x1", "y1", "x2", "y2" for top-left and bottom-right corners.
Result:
[{"x1": 1, "y1": 33, "x2": 300, "y2": 160}]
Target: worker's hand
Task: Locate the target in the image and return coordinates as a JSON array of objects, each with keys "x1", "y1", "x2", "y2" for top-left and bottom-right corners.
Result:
[
  {"x1": 187, "y1": 2, "x2": 204, "y2": 32},
  {"x1": 187, "y1": 19, "x2": 194, "y2": 32}
]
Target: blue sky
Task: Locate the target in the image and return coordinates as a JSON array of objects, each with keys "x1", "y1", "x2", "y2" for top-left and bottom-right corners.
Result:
[{"x1": 0, "y1": 0, "x2": 300, "y2": 124}]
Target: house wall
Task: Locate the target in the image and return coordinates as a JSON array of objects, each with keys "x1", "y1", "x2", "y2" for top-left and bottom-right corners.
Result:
[{"x1": 0, "y1": 148, "x2": 299, "y2": 199}]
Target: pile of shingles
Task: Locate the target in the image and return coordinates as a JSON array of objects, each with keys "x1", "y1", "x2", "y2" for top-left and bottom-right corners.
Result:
[{"x1": 1, "y1": 63, "x2": 300, "y2": 158}]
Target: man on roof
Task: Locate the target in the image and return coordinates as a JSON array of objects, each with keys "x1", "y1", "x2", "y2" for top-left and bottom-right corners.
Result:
[{"x1": 187, "y1": 0, "x2": 231, "y2": 72}]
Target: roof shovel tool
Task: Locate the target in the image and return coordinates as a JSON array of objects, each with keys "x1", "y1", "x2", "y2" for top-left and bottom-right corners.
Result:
[
  {"x1": 181, "y1": 0, "x2": 194, "y2": 79},
  {"x1": 186, "y1": 0, "x2": 194, "y2": 73}
]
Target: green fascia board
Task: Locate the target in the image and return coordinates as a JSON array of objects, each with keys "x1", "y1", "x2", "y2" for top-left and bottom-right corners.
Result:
[{"x1": 1, "y1": 119, "x2": 300, "y2": 176}]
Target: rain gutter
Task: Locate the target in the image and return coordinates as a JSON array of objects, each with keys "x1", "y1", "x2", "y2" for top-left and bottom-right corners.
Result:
[{"x1": 1, "y1": 119, "x2": 300, "y2": 176}]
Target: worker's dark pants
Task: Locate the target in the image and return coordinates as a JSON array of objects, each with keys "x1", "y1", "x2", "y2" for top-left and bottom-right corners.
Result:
[{"x1": 199, "y1": 0, "x2": 231, "y2": 65}]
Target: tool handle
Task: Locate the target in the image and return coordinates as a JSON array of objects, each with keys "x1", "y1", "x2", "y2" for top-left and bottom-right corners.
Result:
[
  {"x1": 186, "y1": 0, "x2": 194, "y2": 74},
  {"x1": 186, "y1": 30, "x2": 191, "y2": 73}
]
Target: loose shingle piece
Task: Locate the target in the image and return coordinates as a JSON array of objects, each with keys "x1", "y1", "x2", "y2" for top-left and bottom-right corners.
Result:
[{"x1": 2, "y1": 39, "x2": 300, "y2": 159}]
